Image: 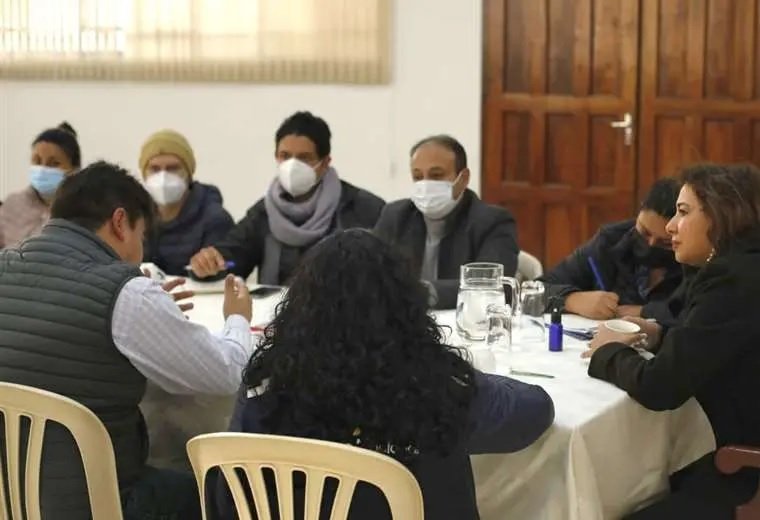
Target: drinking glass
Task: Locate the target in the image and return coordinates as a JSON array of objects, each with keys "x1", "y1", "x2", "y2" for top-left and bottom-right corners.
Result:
[
  {"x1": 518, "y1": 281, "x2": 546, "y2": 344},
  {"x1": 486, "y1": 303, "x2": 512, "y2": 370}
]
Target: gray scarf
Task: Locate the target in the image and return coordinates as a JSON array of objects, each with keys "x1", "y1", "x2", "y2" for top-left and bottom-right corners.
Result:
[{"x1": 264, "y1": 167, "x2": 343, "y2": 248}]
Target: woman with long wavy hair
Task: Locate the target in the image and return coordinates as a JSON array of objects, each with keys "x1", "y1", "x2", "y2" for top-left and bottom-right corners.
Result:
[
  {"x1": 586, "y1": 163, "x2": 760, "y2": 519},
  {"x1": 217, "y1": 229, "x2": 554, "y2": 519}
]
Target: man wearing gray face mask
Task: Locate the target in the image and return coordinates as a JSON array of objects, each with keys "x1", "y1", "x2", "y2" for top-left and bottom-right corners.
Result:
[{"x1": 374, "y1": 135, "x2": 520, "y2": 309}]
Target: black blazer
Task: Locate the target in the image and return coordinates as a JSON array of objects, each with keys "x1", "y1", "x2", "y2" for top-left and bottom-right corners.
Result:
[
  {"x1": 373, "y1": 190, "x2": 519, "y2": 309},
  {"x1": 589, "y1": 226, "x2": 760, "y2": 450},
  {"x1": 213, "y1": 181, "x2": 384, "y2": 284}
]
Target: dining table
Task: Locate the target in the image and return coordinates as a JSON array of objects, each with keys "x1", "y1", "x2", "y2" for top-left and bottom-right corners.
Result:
[{"x1": 140, "y1": 283, "x2": 715, "y2": 519}]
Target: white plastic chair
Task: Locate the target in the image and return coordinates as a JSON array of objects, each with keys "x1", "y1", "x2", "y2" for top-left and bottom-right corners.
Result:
[
  {"x1": 0, "y1": 382, "x2": 123, "y2": 520},
  {"x1": 186, "y1": 432, "x2": 424, "y2": 520},
  {"x1": 517, "y1": 250, "x2": 544, "y2": 282}
]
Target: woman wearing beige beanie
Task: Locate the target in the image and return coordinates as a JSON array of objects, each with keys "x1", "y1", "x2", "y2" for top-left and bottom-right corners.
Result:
[{"x1": 139, "y1": 129, "x2": 233, "y2": 275}]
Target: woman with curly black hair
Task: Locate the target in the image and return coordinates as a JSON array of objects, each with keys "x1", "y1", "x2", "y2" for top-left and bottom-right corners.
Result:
[{"x1": 218, "y1": 229, "x2": 554, "y2": 519}]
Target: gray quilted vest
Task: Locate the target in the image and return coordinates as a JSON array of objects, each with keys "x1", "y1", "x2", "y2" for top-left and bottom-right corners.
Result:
[{"x1": 0, "y1": 219, "x2": 147, "y2": 517}]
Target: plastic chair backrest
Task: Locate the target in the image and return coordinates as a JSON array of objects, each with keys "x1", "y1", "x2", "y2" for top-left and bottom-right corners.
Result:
[
  {"x1": 186, "y1": 432, "x2": 424, "y2": 520},
  {"x1": 517, "y1": 250, "x2": 544, "y2": 282},
  {"x1": 0, "y1": 382, "x2": 123, "y2": 520}
]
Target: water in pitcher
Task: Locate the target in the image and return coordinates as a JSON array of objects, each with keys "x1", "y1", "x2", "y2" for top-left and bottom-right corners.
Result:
[{"x1": 456, "y1": 286, "x2": 506, "y2": 343}]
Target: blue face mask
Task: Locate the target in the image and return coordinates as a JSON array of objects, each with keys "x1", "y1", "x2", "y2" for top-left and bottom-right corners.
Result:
[{"x1": 29, "y1": 165, "x2": 66, "y2": 197}]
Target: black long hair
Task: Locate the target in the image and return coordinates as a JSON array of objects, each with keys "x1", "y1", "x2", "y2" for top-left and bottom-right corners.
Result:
[{"x1": 243, "y1": 229, "x2": 476, "y2": 462}]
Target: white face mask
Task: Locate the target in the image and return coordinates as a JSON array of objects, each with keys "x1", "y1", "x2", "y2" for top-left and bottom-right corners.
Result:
[
  {"x1": 412, "y1": 175, "x2": 462, "y2": 220},
  {"x1": 278, "y1": 158, "x2": 318, "y2": 197},
  {"x1": 145, "y1": 170, "x2": 188, "y2": 205}
]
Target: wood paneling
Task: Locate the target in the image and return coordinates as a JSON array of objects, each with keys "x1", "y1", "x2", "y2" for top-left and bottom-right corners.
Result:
[
  {"x1": 656, "y1": 0, "x2": 689, "y2": 98},
  {"x1": 589, "y1": 116, "x2": 617, "y2": 187},
  {"x1": 591, "y1": 0, "x2": 624, "y2": 96},
  {"x1": 485, "y1": 0, "x2": 760, "y2": 268},
  {"x1": 654, "y1": 116, "x2": 688, "y2": 179},
  {"x1": 546, "y1": 114, "x2": 581, "y2": 185},
  {"x1": 483, "y1": 0, "x2": 637, "y2": 267},
  {"x1": 547, "y1": 0, "x2": 576, "y2": 95},
  {"x1": 501, "y1": 112, "x2": 531, "y2": 183},
  {"x1": 639, "y1": 0, "x2": 760, "y2": 194}
]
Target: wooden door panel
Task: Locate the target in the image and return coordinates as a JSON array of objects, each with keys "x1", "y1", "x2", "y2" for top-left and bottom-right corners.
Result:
[
  {"x1": 639, "y1": 0, "x2": 760, "y2": 194},
  {"x1": 483, "y1": 0, "x2": 638, "y2": 268},
  {"x1": 485, "y1": 0, "x2": 760, "y2": 270}
]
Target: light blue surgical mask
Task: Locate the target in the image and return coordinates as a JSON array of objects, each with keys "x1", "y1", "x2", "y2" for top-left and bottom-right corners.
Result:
[{"x1": 29, "y1": 165, "x2": 66, "y2": 198}]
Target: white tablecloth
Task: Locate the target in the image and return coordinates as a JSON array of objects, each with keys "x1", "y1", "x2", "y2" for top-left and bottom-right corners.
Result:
[
  {"x1": 138, "y1": 290, "x2": 280, "y2": 470},
  {"x1": 141, "y1": 292, "x2": 715, "y2": 519}
]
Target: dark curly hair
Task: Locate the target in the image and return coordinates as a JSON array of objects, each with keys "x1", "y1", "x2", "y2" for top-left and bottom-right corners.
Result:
[{"x1": 243, "y1": 229, "x2": 476, "y2": 462}]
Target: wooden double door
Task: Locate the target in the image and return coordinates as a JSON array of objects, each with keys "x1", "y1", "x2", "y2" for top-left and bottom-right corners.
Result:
[{"x1": 482, "y1": 0, "x2": 760, "y2": 268}]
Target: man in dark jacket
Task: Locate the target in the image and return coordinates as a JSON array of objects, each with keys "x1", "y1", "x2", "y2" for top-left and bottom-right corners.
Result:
[
  {"x1": 540, "y1": 177, "x2": 682, "y2": 321},
  {"x1": 189, "y1": 112, "x2": 385, "y2": 284},
  {"x1": 140, "y1": 129, "x2": 234, "y2": 275},
  {"x1": 374, "y1": 135, "x2": 519, "y2": 309}
]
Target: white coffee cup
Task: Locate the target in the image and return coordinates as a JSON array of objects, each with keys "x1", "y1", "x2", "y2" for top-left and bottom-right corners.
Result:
[{"x1": 604, "y1": 319, "x2": 641, "y2": 334}]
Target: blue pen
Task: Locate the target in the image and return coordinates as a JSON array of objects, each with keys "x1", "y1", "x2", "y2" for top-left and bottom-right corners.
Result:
[
  {"x1": 184, "y1": 260, "x2": 236, "y2": 271},
  {"x1": 587, "y1": 257, "x2": 607, "y2": 291}
]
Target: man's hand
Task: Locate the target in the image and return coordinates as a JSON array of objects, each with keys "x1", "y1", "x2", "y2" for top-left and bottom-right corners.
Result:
[
  {"x1": 161, "y1": 277, "x2": 194, "y2": 313},
  {"x1": 190, "y1": 247, "x2": 226, "y2": 278},
  {"x1": 564, "y1": 291, "x2": 619, "y2": 320},
  {"x1": 616, "y1": 304, "x2": 643, "y2": 318},
  {"x1": 223, "y1": 274, "x2": 252, "y2": 323}
]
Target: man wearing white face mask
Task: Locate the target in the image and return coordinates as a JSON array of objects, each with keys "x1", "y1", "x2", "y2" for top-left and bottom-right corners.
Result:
[
  {"x1": 374, "y1": 135, "x2": 520, "y2": 309},
  {"x1": 140, "y1": 129, "x2": 234, "y2": 275},
  {"x1": 190, "y1": 111, "x2": 385, "y2": 284}
]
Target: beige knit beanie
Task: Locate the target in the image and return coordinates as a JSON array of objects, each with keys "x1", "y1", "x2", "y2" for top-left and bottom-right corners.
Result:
[{"x1": 139, "y1": 129, "x2": 196, "y2": 177}]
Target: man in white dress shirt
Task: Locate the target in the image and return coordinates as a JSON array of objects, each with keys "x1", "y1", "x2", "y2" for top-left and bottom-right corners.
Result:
[{"x1": 0, "y1": 161, "x2": 251, "y2": 519}]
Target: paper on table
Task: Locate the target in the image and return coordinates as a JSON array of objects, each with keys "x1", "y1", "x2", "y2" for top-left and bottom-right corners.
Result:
[
  {"x1": 177, "y1": 277, "x2": 259, "y2": 294},
  {"x1": 547, "y1": 313, "x2": 600, "y2": 331},
  {"x1": 140, "y1": 262, "x2": 259, "y2": 294}
]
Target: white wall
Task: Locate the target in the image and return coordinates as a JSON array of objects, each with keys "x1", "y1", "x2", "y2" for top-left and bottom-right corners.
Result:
[{"x1": 0, "y1": 0, "x2": 482, "y2": 220}]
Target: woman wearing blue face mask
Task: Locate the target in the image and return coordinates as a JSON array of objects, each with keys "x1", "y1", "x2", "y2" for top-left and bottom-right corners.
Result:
[{"x1": 0, "y1": 122, "x2": 81, "y2": 249}]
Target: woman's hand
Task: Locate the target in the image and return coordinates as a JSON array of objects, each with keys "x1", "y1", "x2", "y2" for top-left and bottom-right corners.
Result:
[
  {"x1": 581, "y1": 325, "x2": 645, "y2": 359},
  {"x1": 622, "y1": 317, "x2": 663, "y2": 350}
]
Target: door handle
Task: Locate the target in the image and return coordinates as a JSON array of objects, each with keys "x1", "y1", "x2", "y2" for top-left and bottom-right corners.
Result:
[{"x1": 610, "y1": 113, "x2": 634, "y2": 146}]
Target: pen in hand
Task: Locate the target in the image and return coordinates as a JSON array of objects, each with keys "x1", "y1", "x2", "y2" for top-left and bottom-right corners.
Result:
[
  {"x1": 184, "y1": 260, "x2": 236, "y2": 273},
  {"x1": 587, "y1": 257, "x2": 607, "y2": 291}
]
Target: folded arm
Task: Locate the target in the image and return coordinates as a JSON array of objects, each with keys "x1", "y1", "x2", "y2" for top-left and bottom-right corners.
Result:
[{"x1": 589, "y1": 265, "x2": 750, "y2": 410}]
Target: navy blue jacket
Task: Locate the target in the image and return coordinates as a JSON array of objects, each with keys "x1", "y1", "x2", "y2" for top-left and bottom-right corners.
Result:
[
  {"x1": 216, "y1": 371, "x2": 554, "y2": 519},
  {"x1": 540, "y1": 220, "x2": 683, "y2": 322},
  {"x1": 144, "y1": 182, "x2": 233, "y2": 275}
]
